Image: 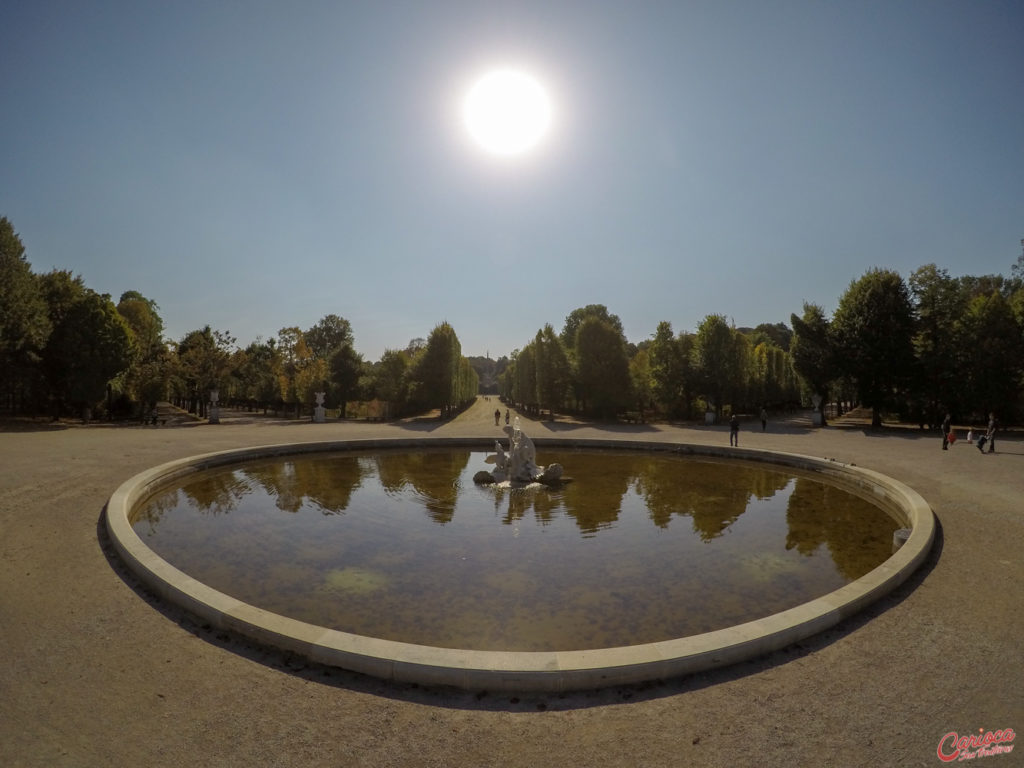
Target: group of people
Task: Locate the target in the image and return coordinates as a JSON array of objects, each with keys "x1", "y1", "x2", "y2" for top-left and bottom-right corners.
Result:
[
  {"x1": 494, "y1": 408, "x2": 509, "y2": 427},
  {"x1": 942, "y1": 412, "x2": 998, "y2": 453},
  {"x1": 728, "y1": 407, "x2": 770, "y2": 447}
]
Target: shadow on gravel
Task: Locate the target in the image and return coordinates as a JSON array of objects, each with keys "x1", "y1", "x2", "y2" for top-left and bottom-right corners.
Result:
[
  {"x1": 0, "y1": 419, "x2": 69, "y2": 433},
  {"x1": 96, "y1": 494, "x2": 945, "y2": 715}
]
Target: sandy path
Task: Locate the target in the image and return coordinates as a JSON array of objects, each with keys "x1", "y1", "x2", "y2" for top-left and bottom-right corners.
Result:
[{"x1": 1, "y1": 398, "x2": 1021, "y2": 767}]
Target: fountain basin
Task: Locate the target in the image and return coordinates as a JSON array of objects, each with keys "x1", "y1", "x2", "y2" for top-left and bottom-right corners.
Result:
[{"x1": 105, "y1": 437, "x2": 934, "y2": 691}]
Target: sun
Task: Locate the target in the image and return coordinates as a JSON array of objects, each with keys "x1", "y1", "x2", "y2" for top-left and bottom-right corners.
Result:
[{"x1": 463, "y1": 69, "x2": 552, "y2": 156}]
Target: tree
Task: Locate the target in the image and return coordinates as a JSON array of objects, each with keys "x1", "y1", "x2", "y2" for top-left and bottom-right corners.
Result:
[
  {"x1": 42, "y1": 286, "x2": 133, "y2": 418},
  {"x1": 533, "y1": 324, "x2": 570, "y2": 418},
  {"x1": 629, "y1": 348, "x2": 653, "y2": 419},
  {"x1": 790, "y1": 302, "x2": 835, "y2": 422},
  {"x1": 959, "y1": 290, "x2": 1022, "y2": 419},
  {"x1": 116, "y1": 290, "x2": 168, "y2": 411},
  {"x1": 275, "y1": 327, "x2": 313, "y2": 417},
  {"x1": 512, "y1": 343, "x2": 536, "y2": 411},
  {"x1": 574, "y1": 316, "x2": 632, "y2": 418},
  {"x1": 649, "y1": 321, "x2": 694, "y2": 420},
  {"x1": 0, "y1": 218, "x2": 51, "y2": 414},
  {"x1": 370, "y1": 349, "x2": 412, "y2": 411},
  {"x1": 831, "y1": 269, "x2": 916, "y2": 428},
  {"x1": 305, "y1": 314, "x2": 354, "y2": 360},
  {"x1": 234, "y1": 338, "x2": 281, "y2": 411},
  {"x1": 329, "y1": 344, "x2": 363, "y2": 417},
  {"x1": 560, "y1": 304, "x2": 625, "y2": 350},
  {"x1": 692, "y1": 314, "x2": 739, "y2": 418},
  {"x1": 408, "y1": 322, "x2": 476, "y2": 417},
  {"x1": 752, "y1": 322, "x2": 793, "y2": 351},
  {"x1": 908, "y1": 265, "x2": 965, "y2": 422},
  {"x1": 175, "y1": 326, "x2": 236, "y2": 417}
]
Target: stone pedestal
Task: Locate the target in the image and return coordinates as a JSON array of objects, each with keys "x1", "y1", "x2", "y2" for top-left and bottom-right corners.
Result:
[
  {"x1": 313, "y1": 391, "x2": 326, "y2": 423},
  {"x1": 208, "y1": 389, "x2": 220, "y2": 424},
  {"x1": 705, "y1": 411, "x2": 715, "y2": 425}
]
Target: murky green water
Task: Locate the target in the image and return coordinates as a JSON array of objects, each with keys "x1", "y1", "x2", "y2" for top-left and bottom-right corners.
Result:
[{"x1": 133, "y1": 448, "x2": 899, "y2": 651}]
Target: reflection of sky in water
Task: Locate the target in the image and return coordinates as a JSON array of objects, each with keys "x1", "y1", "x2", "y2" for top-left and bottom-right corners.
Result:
[{"x1": 133, "y1": 449, "x2": 899, "y2": 651}]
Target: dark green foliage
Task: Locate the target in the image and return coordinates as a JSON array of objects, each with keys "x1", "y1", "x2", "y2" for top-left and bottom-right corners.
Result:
[
  {"x1": 831, "y1": 269, "x2": 916, "y2": 427},
  {"x1": 574, "y1": 316, "x2": 632, "y2": 418},
  {"x1": 790, "y1": 302, "x2": 835, "y2": 419},
  {"x1": 650, "y1": 321, "x2": 694, "y2": 419},
  {"x1": 560, "y1": 304, "x2": 625, "y2": 350},
  {"x1": 0, "y1": 218, "x2": 51, "y2": 413},
  {"x1": 2, "y1": 210, "x2": 1021, "y2": 425},
  {"x1": 44, "y1": 288, "x2": 133, "y2": 416},
  {"x1": 305, "y1": 314, "x2": 354, "y2": 360},
  {"x1": 692, "y1": 314, "x2": 739, "y2": 417},
  {"x1": 329, "y1": 343, "x2": 363, "y2": 415},
  {"x1": 408, "y1": 322, "x2": 477, "y2": 416}
]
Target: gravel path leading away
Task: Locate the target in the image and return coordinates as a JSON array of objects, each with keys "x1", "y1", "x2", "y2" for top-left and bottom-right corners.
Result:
[{"x1": 1, "y1": 398, "x2": 1021, "y2": 767}]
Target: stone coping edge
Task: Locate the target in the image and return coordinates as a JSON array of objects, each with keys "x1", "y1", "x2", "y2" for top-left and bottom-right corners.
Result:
[{"x1": 105, "y1": 437, "x2": 935, "y2": 693}]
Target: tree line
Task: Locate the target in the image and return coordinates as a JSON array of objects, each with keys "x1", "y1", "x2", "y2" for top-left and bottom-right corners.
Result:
[
  {"x1": 0, "y1": 217, "x2": 477, "y2": 420},
  {"x1": 501, "y1": 259, "x2": 1024, "y2": 427},
  {"x1": 499, "y1": 305, "x2": 801, "y2": 422},
  {"x1": 3, "y1": 215, "x2": 1021, "y2": 425}
]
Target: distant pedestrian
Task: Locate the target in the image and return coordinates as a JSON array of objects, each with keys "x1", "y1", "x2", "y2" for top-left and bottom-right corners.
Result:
[
  {"x1": 985, "y1": 412, "x2": 998, "y2": 454},
  {"x1": 760, "y1": 407, "x2": 768, "y2": 432},
  {"x1": 494, "y1": 408, "x2": 501, "y2": 426},
  {"x1": 729, "y1": 414, "x2": 740, "y2": 446},
  {"x1": 505, "y1": 409, "x2": 510, "y2": 425},
  {"x1": 941, "y1": 413, "x2": 952, "y2": 450}
]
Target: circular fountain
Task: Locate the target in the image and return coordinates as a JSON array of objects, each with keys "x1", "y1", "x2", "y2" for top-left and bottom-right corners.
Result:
[{"x1": 105, "y1": 435, "x2": 933, "y2": 692}]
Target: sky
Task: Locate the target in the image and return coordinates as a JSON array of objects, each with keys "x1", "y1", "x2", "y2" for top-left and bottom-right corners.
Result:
[{"x1": 2, "y1": 1, "x2": 1022, "y2": 361}]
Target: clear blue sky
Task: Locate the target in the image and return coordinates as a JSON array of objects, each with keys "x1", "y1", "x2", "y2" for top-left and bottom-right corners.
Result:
[{"x1": 2, "y1": 1, "x2": 1022, "y2": 361}]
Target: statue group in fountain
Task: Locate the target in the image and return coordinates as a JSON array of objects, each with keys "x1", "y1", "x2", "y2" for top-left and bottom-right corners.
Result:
[{"x1": 474, "y1": 417, "x2": 564, "y2": 486}]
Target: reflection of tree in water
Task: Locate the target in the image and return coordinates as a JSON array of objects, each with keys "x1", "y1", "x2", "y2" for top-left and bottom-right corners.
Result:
[
  {"x1": 491, "y1": 485, "x2": 563, "y2": 526},
  {"x1": 180, "y1": 470, "x2": 254, "y2": 516},
  {"x1": 749, "y1": 466, "x2": 792, "y2": 500},
  {"x1": 374, "y1": 452, "x2": 410, "y2": 495},
  {"x1": 373, "y1": 450, "x2": 470, "y2": 524},
  {"x1": 633, "y1": 457, "x2": 774, "y2": 541},
  {"x1": 531, "y1": 487, "x2": 562, "y2": 525},
  {"x1": 294, "y1": 456, "x2": 366, "y2": 515},
  {"x1": 785, "y1": 476, "x2": 896, "y2": 581},
  {"x1": 133, "y1": 488, "x2": 181, "y2": 534},
  {"x1": 237, "y1": 456, "x2": 366, "y2": 515},
  {"x1": 246, "y1": 461, "x2": 303, "y2": 513},
  {"x1": 560, "y1": 453, "x2": 630, "y2": 534}
]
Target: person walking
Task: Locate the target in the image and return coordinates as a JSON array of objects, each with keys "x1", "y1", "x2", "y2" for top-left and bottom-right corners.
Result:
[
  {"x1": 941, "y1": 413, "x2": 952, "y2": 450},
  {"x1": 985, "y1": 412, "x2": 998, "y2": 453},
  {"x1": 760, "y1": 407, "x2": 768, "y2": 432},
  {"x1": 505, "y1": 409, "x2": 510, "y2": 425},
  {"x1": 494, "y1": 408, "x2": 501, "y2": 426},
  {"x1": 729, "y1": 414, "x2": 740, "y2": 446}
]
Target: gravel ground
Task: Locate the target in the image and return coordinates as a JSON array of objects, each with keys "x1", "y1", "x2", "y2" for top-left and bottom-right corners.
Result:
[{"x1": 1, "y1": 399, "x2": 1021, "y2": 768}]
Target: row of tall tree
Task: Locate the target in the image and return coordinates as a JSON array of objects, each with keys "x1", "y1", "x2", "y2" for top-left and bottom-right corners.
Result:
[
  {"x1": 3, "y1": 214, "x2": 1021, "y2": 424},
  {"x1": 499, "y1": 305, "x2": 801, "y2": 422},
  {"x1": 499, "y1": 259, "x2": 1024, "y2": 427},
  {"x1": 0, "y1": 217, "x2": 478, "y2": 420},
  {"x1": 167, "y1": 318, "x2": 478, "y2": 420},
  {"x1": 791, "y1": 265, "x2": 1024, "y2": 427}
]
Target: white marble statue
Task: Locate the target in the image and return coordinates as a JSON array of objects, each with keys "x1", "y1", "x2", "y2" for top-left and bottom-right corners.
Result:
[
  {"x1": 476, "y1": 417, "x2": 563, "y2": 485},
  {"x1": 208, "y1": 389, "x2": 221, "y2": 424}
]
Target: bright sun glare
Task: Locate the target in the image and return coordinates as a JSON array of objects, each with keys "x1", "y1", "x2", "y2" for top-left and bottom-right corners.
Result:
[{"x1": 463, "y1": 69, "x2": 552, "y2": 156}]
